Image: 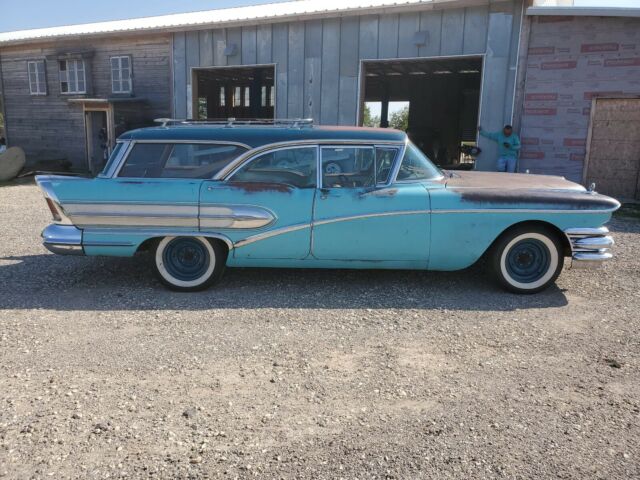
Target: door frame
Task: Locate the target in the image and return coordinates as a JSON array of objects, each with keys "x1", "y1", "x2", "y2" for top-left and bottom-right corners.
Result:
[
  {"x1": 356, "y1": 54, "x2": 486, "y2": 127},
  {"x1": 83, "y1": 102, "x2": 115, "y2": 172},
  {"x1": 583, "y1": 94, "x2": 640, "y2": 186},
  {"x1": 190, "y1": 63, "x2": 277, "y2": 120}
]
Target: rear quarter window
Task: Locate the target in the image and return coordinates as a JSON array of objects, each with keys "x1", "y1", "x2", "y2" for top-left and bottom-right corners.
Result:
[{"x1": 118, "y1": 143, "x2": 247, "y2": 179}]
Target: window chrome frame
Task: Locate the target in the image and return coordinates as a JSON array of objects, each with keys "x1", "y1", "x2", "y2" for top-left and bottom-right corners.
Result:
[
  {"x1": 216, "y1": 139, "x2": 406, "y2": 184},
  {"x1": 392, "y1": 137, "x2": 446, "y2": 184},
  {"x1": 319, "y1": 144, "x2": 377, "y2": 189},
  {"x1": 225, "y1": 144, "x2": 321, "y2": 189},
  {"x1": 109, "y1": 139, "x2": 252, "y2": 179}
]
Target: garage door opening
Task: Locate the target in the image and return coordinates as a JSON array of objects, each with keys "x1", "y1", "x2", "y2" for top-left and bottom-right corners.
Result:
[
  {"x1": 360, "y1": 57, "x2": 482, "y2": 169},
  {"x1": 192, "y1": 65, "x2": 275, "y2": 120}
]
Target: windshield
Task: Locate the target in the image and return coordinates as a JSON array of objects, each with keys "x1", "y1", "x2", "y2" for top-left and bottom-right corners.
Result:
[
  {"x1": 396, "y1": 142, "x2": 443, "y2": 181},
  {"x1": 100, "y1": 142, "x2": 125, "y2": 176}
]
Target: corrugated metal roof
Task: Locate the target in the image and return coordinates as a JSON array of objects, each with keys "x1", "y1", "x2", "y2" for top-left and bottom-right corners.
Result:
[{"x1": 0, "y1": 0, "x2": 438, "y2": 45}]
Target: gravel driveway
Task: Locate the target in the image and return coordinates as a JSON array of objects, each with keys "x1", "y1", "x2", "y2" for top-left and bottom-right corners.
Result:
[{"x1": 1, "y1": 181, "x2": 639, "y2": 479}]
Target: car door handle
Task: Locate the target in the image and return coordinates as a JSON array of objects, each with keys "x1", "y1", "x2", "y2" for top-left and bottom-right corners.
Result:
[{"x1": 319, "y1": 188, "x2": 330, "y2": 199}]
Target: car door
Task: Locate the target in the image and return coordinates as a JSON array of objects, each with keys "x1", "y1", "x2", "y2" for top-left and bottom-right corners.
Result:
[
  {"x1": 200, "y1": 145, "x2": 318, "y2": 259},
  {"x1": 311, "y1": 145, "x2": 431, "y2": 262}
]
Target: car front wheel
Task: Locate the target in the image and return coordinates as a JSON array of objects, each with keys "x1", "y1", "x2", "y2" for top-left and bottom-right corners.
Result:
[
  {"x1": 153, "y1": 236, "x2": 226, "y2": 291},
  {"x1": 490, "y1": 226, "x2": 564, "y2": 294}
]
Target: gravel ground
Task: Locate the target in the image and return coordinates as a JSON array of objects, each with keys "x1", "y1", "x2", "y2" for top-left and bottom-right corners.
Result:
[{"x1": 0, "y1": 181, "x2": 639, "y2": 479}]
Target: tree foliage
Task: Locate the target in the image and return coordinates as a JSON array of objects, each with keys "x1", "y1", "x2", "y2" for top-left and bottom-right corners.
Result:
[
  {"x1": 362, "y1": 104, "x2": 380, "y2": 128},
  {"x1": 389, "y1": 105, "x2": 409, "y2": 131}
]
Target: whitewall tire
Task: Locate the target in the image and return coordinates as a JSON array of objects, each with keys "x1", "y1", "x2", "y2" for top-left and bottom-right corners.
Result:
[
  {"x1": 490, "y1": 226, "x2": 564, "y2": 294},
  {"x1": 152, "y1": 236, "x2": 226, "y2": 291}
]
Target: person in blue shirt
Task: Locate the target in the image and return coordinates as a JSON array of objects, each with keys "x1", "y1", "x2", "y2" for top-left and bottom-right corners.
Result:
[{"x1": 478, "y1": 124, "x2": 521, "y2": 173}]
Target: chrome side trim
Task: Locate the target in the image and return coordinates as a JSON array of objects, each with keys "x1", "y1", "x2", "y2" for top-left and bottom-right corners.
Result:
[
  {"x1": 63, "y1": 203, "x2": 199, "y2": 228},
  {"x1": 41, "y1": 224, "x2": 84, "y2": 255},
  {"x1": 432, "y1": 208, "x2": 619, "y2": 214},
  {"x1": 200, "y1": 204, "x2": 276, "y2": 229},
  {"x1": 65, "y1": 203, "x2": 198, "y2": 216},
  {"x1": 233, "y1": 224, "x2": 312, "y2": 248},
  {"x1": 234, "y1": 210, "x2": 430, "y2": 248},
  {"x1": 313, "y1": 210, "x2": 430, "y2": 227},
  {"x1": 565, "y1": 226, "x2": 614, "y2": 267},
  {"x1": 71, "y1": 214, "x2": 198, "y2": 228}
]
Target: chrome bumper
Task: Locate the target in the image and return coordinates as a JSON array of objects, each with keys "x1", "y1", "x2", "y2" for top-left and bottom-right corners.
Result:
[
  {"x1": 42, "y1": 224, "x2": 84, "y2": 255},
  {"x1": 565, "y1": 227, "x2": 613, "y2": 267}
]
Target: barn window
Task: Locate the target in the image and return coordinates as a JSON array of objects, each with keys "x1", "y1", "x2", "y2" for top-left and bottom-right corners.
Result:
[
  {"x1": 27, "y1": 60, "x2": 47, "y2": 95},
  {"x1": 58, "y1": 59, "x2": 86, "y2": 94},
  {"x1": 110, "y1": 56, "x2": 132, "y2": 94}
]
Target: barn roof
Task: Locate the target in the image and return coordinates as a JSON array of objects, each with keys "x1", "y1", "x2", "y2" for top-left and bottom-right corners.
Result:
[{"x1": 0, "y1": 0, "x2": 451, "y2": 46}]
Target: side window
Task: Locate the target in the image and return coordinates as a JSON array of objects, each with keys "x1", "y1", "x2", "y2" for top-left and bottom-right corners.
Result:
[
  {"x1": 111, "y1": 56, "x2": 132, "y2": 94},
  {"x1": 28, "y1": 60, "x2": 47, "y2": 95},
  {"x1": 322, "y1": 146, "x2": 375, "y2": 188},
  {"x1": 375, "y1": 147, "x2": 399, "y2": 185},
  {"x1": 396, "y1": 143, "x2": 442, "y2": 181},
  {"x1": 118, "y1": 143, "x2": 246, "y2": 178},
  {"x1": 230, "y1": 147, "x2": 317, "y2": 188}
]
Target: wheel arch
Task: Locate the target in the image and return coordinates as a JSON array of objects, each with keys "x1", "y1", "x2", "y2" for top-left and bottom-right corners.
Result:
[
  {"x1": 483, "y1": 220, "x2": 571, "y2": 259},
  {"x1": 136, "y1": 234, "x2": 233, "y2": 254}
]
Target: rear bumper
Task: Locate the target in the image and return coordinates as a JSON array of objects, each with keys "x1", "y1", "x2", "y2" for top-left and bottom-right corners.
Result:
[
  {"x1": 565, "y1": 227, "x2": 614, "y2": 267},
  {"x1": 42, "y1": 224, "x2": 84, "y2": 255}
]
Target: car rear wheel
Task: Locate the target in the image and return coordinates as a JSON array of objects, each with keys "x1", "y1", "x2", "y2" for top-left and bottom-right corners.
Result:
[
  {"x1": 490, "y1": 226, "x2": 564, "y2": 294},
  {"x1": 153, "y1": 236, "x2": 226, "y2": 291}
]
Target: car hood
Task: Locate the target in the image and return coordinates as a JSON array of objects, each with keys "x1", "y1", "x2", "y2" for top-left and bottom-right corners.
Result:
[
  {"x1": 442, "y1": 170, "x2": 620, "y2": 211},
  {"x1": 444, "y1": 170, "x2": 586, "y2": 192}
]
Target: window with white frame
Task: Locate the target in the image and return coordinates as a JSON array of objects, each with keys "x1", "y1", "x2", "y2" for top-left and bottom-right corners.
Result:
[
  {"x1": 111, "y1": 56, "x2": 132, "y2": 93},
  {"x1": 28, "y1": 60, "x2": 47, "y2": 95},
  {"x1": 59, "y1": 59, "x2": 86, "y2": 94}
]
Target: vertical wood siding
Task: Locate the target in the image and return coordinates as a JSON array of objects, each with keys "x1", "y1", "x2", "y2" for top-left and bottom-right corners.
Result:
[{"x1": 172, "y1": 2, "x2": 521, "y2": 138}]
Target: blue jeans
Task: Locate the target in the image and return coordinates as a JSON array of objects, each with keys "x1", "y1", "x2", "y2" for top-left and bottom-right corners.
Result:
[{"x1": 497, "y1": 156, "x2": 517, "y2": 173}]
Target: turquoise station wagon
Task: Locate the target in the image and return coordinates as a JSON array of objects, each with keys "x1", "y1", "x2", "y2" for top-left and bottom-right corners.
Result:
[{"x1": 36, "y1": 120, "x2": 619, "y2": 293}]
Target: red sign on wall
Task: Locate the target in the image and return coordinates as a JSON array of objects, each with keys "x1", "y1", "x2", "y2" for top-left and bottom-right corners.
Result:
[
  {"x1": 524, "y1": 108, "x2": 558, "y2": 115},
  {"x1": 529, "y1": 46, "x2": 555, "y2": 55},
  {"x1": 581, "y1": 43, "x2": 619, "y2": 53},
  {"x1": 525, "y1": 93, "x2": 558, "y2": 101},
  {"x1": 604, "y1": 58, "x2": 640, "y2": 67},
  {"x1": 541, "y1": 61, "x2": 578, "y2": 70},
  {"x1": 520, "y1": 151, "x2": 545, "y2": 160},
  {"x1": 563, "y1": 138, "x2": 587, "y2": 147}
]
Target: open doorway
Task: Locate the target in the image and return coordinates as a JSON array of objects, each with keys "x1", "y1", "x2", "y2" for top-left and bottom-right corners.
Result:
[
  {"x1": 192, "y1": 65, "x2": 275, "y2": 120},
  {"x1": 85, "y1": 108, "x2": 112, "y2": 175},
  {"x1": 360, "y1": 56, "x2": 482, "y2": 169}
]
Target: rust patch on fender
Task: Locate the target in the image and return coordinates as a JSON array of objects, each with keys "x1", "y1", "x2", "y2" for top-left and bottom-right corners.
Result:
[
  {"x1": 452, "y1": 188, "x2": 620, "y2": 211},
  {"x1": 226, "y1": 182, "x2": 293, "y2": 194}
]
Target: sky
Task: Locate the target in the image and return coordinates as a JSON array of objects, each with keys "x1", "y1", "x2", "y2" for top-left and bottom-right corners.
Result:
[{"x1": 1, "y1": 0, "x2": 639, "y2": 32}]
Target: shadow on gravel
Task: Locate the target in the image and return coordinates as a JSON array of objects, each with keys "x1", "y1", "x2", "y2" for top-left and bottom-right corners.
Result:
[{"x1": 0, "y1": 253, "x2": 568, "y2": 311}]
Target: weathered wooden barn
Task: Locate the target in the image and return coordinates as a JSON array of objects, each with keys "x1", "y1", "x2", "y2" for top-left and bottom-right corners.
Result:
[
  {"x1": 0, "y1": 0, "x2": 639, "y2": 199},
  {"x1": 0, "y1": 33, "x2": 171, "y2": 174}
]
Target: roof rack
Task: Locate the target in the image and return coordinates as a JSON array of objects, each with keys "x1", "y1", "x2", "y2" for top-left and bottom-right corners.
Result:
[{"x1": 153, "y1": 118, "x2": 314, "y2": 128}]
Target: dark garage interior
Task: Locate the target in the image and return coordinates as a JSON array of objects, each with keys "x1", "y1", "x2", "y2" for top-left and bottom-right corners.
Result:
[
  {"x1": 361, "y1": 57, "x2": 483, "y2": 169},
  {"x1": 193, "y1": 66, "x2": 275, "y2": 120}
]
